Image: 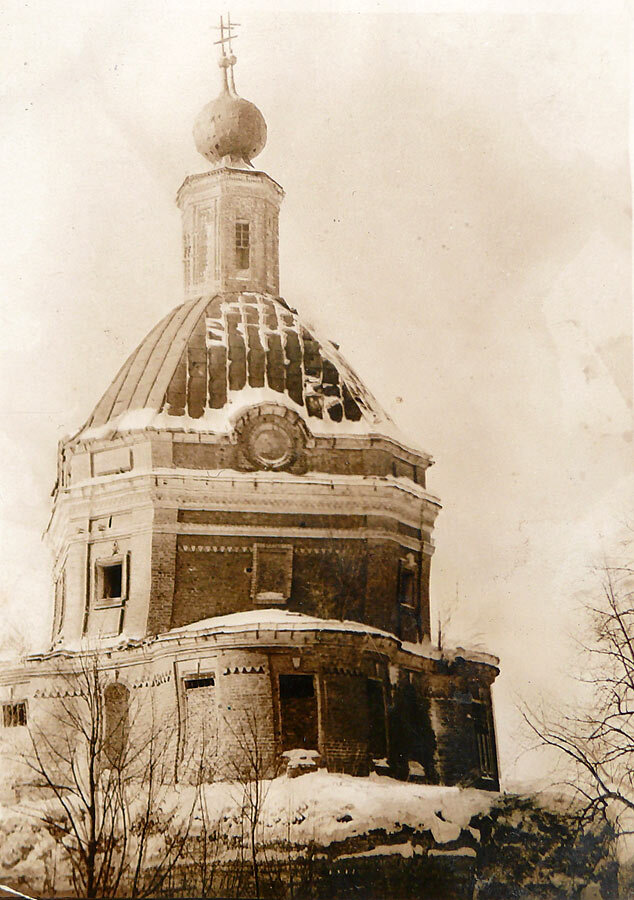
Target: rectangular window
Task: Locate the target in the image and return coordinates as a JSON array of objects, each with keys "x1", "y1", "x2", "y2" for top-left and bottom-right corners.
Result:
[
  {"x1": 235, "y1": 222, "x2": 250, "y2": 270},
  {"x1": 94, "y1": 554, "x2": 128, "y2": 608},
  {"x1": 100, "y1": 562, "x2": 122, "y2": 599},
  {"x1": 184, "y1": 675, "x2": 215, "y2": 690},
  {"x1": 477, "y1": 731, "x2": 496, "y2": 778},
  {"x1": 473, "y1": 704, "x2": 496, "y2": 779},
  {"x1": 279, "y1": 674, "x2": 315, "y2": 700},
  {"x1": 3, "y1": 702, "x2": 27, "y2": 728},
  {"x1": 251, "y1": 544, "x2": 293, "y2": 604}
]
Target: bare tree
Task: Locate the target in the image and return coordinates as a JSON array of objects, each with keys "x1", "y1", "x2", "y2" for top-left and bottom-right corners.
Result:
[
  {"x1": 436, "y1": 581, "x2": 459, "y2": 653},
  {"x1": 523, "y1": 545, "x2": 634, "y2": 838},
  {"x1": 20, "y1": 652, "x2": 199, "y2": 898},
  {"x1": 223, "y1": 708, "x2": 283, "y2": 899}
]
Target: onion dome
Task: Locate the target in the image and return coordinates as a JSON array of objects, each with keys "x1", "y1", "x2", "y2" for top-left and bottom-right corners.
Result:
[
  {"x1": 74, "y1": 293, "x2": 399, "y2": 443},
  {"x1": 193, "y1": 52, "x2": 266, "y2": 167}
]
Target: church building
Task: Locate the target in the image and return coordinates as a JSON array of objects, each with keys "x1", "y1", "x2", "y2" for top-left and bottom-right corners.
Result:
[{"x1": 0, "y1": 30, "x2": 500, "y2": 790}]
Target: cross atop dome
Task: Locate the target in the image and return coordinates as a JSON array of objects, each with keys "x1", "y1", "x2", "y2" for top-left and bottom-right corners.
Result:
[
  {"x1": 214, "y1": 13, "x2": 240, "y2": 95},
  {"x1": 193, "y1": 13, "x2": 267, "y2": 168}
]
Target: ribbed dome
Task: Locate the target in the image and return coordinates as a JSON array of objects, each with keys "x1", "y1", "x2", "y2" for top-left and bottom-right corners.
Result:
[{"x1": 75, "y1": 293, "x2": 394, "y2": 442}]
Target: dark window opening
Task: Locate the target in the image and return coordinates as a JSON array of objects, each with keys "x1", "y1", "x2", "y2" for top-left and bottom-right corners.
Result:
[
  {"x1": 3, "y1": 702, "x2": 27, "y2": 728},
  {"x1": 102, "y1": 563, "x2": 122, "y2": 599},
  {"x1": 104, "y1": 683, "x2": 129, "y2": 767},
  {"x1": 279, "y1": 674, "x2": 318, "y2": 751},
  {"x1": 184, "y1": 675, "x2": 215, "y2": 690},
  {"x1": 236, "y1": 222, "x2": 250, "y2": 270},
  {"x1": 366, "y1": 679, "x2": 387, "y2": 759},
  {"x1": 94, "y1": 556, "x2": 128, "y2": 607},
  {"x1": 280, "y1": 674, "x2": 314, "y2": 699}
]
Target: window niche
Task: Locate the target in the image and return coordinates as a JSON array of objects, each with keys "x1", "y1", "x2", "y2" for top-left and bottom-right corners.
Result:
[
  {"x1": 103, "y1": 683, "x2": 129, "y2": 767},
  {"x1": 251, "y1": 544, "x2": 293, "y2": 605},
  {"x1": 397, "y1": 553, "x2": 418, "y2": 610},
  {"x1": 53, "y1": 567, "x2": 66, "y2": 637},
  {"x1": 86, "y1": 550, "x2": 130, "y2": 637}
]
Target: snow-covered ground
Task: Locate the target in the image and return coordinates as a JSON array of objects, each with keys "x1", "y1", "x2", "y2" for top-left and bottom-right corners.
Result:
[
  {"x1": 0, "y1": 771, "x2": 497, "y2": 890},
  {"x1": 171, "y1": 770, "x2": 496, "y2": 847}
]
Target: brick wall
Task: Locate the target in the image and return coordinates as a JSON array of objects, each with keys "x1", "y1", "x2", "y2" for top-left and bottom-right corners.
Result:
[
  {"x1": 388, "y1": 675, "x2": 438, "y2": 782},
  {"x1": 170, "y1": 534, "x2": 425, "y2": 638},
  {"x1": 425, "y1": 669, "x2": 499, "y2": 790},
  {"x1": 365, "y1": 540, "x2": 402, "y2": 635},
  {"x1": 147, "y1": 529, "x2": 178, "y2": 635},
  {"x1": 215, "y1": 650, "x2": 277, "y2": 780},
  {"x1": 182, "y1": 678, "x2": 218, "y2": 780},
  {"x1": 321, "y1": 673, "x2": 371, "y2": 775},
  {"x1": 172, "y1": 438, "x2": 426, "y2": 484},
  {"x1": 0, "y1": 641, "x2": 499, "y2": 792}
]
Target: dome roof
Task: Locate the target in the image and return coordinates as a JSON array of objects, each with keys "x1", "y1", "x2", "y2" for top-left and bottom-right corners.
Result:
[
  {"x1": 75, "y1": 293, "x2": 399, "y2": 443},
  {"x1": 194, "y1": 90, "x2": 267, "y2": 166}
]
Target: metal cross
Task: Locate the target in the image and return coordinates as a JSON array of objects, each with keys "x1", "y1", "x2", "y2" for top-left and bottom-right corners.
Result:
[{"x1": 214, "y1": 12, "x2": 240, "y2": 60}]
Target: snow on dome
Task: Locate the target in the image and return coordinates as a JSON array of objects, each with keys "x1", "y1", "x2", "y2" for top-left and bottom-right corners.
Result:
[
  {"x1": 73, "y1": 292, "x2": 405, "y2": 445},
  {"x1": 165, "y1": 607, "x2": 398, "y2": 640},
  {"x1": 161, "y1": 609, "x2": 499, "y2": 668}
]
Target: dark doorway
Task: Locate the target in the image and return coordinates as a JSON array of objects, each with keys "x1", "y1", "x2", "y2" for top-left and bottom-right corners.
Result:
[
  {"x1": 366, "y1": 679, "x2": 387, "y2": 759},
  {"x1": 279, "y1": 674, "x2": 318, "y2": 751}
]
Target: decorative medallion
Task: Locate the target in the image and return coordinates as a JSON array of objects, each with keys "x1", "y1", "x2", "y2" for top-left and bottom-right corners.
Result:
[
  {"x1": 248, "y1": 421, "x2": 294, "y2": 469},
  {"x1": 235, "y1": 408, "x2": 305, "y2": 471}
]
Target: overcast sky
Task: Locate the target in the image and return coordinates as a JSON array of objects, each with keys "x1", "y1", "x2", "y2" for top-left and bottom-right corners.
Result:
[{"x1": 0, "y1": 1, "x2": 632, "y2": 786}]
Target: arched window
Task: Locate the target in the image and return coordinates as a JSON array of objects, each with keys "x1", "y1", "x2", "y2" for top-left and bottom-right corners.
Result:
[{"x1": 103, "y1": 683, "x2": 129, "y2": 767}]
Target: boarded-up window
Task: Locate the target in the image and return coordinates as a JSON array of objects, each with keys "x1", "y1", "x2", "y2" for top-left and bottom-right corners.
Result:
[
  {"x1": 251, "y1": 544, "x2": 293, "y2": 604},
  {"x1": 366, "y1": 679, "x2": 387, "y2": 759},
  {"x1": 103, "y1": 684, "x2": 129, "y2": 766},
  {"x1": 472, "y1": 703, "x2": 496, "y2": 779},
  {"x1": 2, "y1": 702, "x2": 27, "y2": 728},
  {"x1": 184, "y1": 674, "x2": 218, "y2": 778},
  {"x1": 279, "y1": 674, "x2": 318, "y2": 751}
]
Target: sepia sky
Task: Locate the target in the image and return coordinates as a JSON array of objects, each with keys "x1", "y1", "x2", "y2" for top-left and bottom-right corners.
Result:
[{"x1": 0, "y1": 0, "x2": 632, "y2": 786}]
